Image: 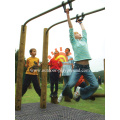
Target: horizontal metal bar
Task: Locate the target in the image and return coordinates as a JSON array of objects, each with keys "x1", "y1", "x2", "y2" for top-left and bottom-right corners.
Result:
[
  {"x1": 46, "y1": 7, "x2": 105, "y2": 34},
  {"x1": 23, "y1": 0, "x2": 75, "y2": 31}
]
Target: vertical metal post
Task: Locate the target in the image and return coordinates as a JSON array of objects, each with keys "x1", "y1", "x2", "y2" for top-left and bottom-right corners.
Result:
[
  {"x1": 15, "y1": 25, "x2": 27, "y2": 110},
  {"x1": 40, "y1": 28, "x2": 49, "y2": 108}
]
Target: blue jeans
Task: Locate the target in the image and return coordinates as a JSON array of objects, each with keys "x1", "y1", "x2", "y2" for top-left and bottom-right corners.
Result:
[{"x1": 62, "y1": 63, "x2": 98, "y2": 100}]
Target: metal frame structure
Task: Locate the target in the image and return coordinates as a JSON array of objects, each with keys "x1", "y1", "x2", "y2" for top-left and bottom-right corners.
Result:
[
  {"x1": 15, "y1": 0, "x2": 105, "y2": 111},
  {"x1": 15, "y1": 0, "x2": 75, "y2": 111},
  {"x1": 22, "y1": 0, "x2": 75, "y2": 31},
  {"x1": 46, "y1": 7, "x2": 105, "y2": 34}
]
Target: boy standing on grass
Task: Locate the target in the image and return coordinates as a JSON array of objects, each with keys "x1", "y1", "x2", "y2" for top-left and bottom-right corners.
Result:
[
  {"x1": 48, "y1": 50, "x2": 63, "y2": 97},
  {"x1": 22, "y1": 48, "x2": 42, "y2": 97}
]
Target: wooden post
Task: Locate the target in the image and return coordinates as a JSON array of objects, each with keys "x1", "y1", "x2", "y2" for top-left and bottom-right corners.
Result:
[
  {"x1": 40, "y1": 28, "x2": 49, "y2": 108},
  {"x1": 15, "y1": 25, "x2": 27, "y2": 110},
  {"x1": 103, "y1": 59, "x2": 105, "y2": 98}
]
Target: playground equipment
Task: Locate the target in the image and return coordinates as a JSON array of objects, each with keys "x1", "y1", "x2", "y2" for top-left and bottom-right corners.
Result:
[
  {"x1": 15, "y1": 0, "x2": 75, "y2": 111},
  {"x1": 15, "y1": 0, "x2": 105, "y2": 111},
  {"x1": 46, "y1": 7, "x2": 105, "y2": 33},
  {"x1": 22, "y1": 0, "x2": 75, "y2": 31}
]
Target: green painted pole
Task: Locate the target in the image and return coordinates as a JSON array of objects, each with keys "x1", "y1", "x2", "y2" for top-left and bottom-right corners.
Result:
[
  {"x1": 46, "y1": 7, "x2": 105, "y2": 34},
  {"x1": 23, "y1": 0, "x2": 75, "y2": 31}
]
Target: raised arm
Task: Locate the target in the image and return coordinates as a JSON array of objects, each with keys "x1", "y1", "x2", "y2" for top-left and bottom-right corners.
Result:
[
  {"x1": 77, "y1": 20, "x2": 87, "y2": 41},
  {"x1": 66, "y1": 9, "x2": 73, "y2": 28},
  {"x1": 77, "y1": 20, "x2": 85, "y2": 30}
]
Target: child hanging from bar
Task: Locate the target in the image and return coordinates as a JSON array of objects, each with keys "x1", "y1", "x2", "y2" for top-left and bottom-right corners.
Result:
[
  {"x1": 22, "y1": 48, "x2": 42, "y2": 97},
  {"x1": 58, "y1": 8, "x2": 98, "y2": 102},
  {"x1": 48, "y1": 50, "x2": 63, "y2": 97}
]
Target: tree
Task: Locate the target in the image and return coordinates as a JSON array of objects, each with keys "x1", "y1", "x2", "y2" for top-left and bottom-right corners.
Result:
[
  {"x1": 93, "y1": 70, "x2": 104, "y2": 83},
  {"x1": 15, "y1": 50, "x2": 19, "y2": 83}
]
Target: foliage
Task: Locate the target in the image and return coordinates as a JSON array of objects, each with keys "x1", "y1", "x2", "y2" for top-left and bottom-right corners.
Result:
[
  {"x1": 15, "y1": 49, "x2": 27, "y2": 82},
  {"x1": 15, "y1": 50, "x2": 19, "y2": 83},
  {"x1": 93, "y1": 70, "x2": 104, "y2": 83}
]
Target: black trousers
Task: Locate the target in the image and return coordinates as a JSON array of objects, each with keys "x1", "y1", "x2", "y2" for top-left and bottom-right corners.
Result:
[
  {"x1": 98, "y1": 79, "x2": 101, "y2": 85},
  {"x1": 22, "y1": 74, "x2": 41, "y2": 96},
  {"x1": 50, "y1": 69, "x2": 60, "y2": 94}
]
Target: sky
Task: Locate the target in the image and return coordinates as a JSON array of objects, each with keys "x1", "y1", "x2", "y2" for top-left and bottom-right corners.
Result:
[{"x1": 14, "y1": 0, "x2": 105, "y2": 72}]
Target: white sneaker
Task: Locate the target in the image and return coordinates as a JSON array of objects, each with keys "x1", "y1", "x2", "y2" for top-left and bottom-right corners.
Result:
[
  {"x1": 73, "y1": 87, "x2": 81, "y2": 100},
  {"x1": 57, "y1": 93, "x2": 63, "y2": 103}
]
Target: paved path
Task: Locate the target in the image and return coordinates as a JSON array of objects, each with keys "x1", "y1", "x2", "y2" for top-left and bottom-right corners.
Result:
[{"x1": 15, "y1": 102, "x2": 105, "y2": 120}]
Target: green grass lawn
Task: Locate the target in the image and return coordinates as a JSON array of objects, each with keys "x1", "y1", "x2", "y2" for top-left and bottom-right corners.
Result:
[{"x1": 18, "y1": 84, "x2": 105, "y2": 115}]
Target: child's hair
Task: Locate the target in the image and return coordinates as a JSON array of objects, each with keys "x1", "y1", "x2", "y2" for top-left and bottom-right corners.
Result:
[
  {"x1": 65, "y1": 48, "x2": 70, "y2": 52},
  {"x1": 54, "y1": 50, "x2": 59, "y2": 54},
  {"x1": 29, "y1": 48, "x2": 36, "y2": 54},
  {"x1": 74, "y1": 32, "x2": 79, "y2": 35}
]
